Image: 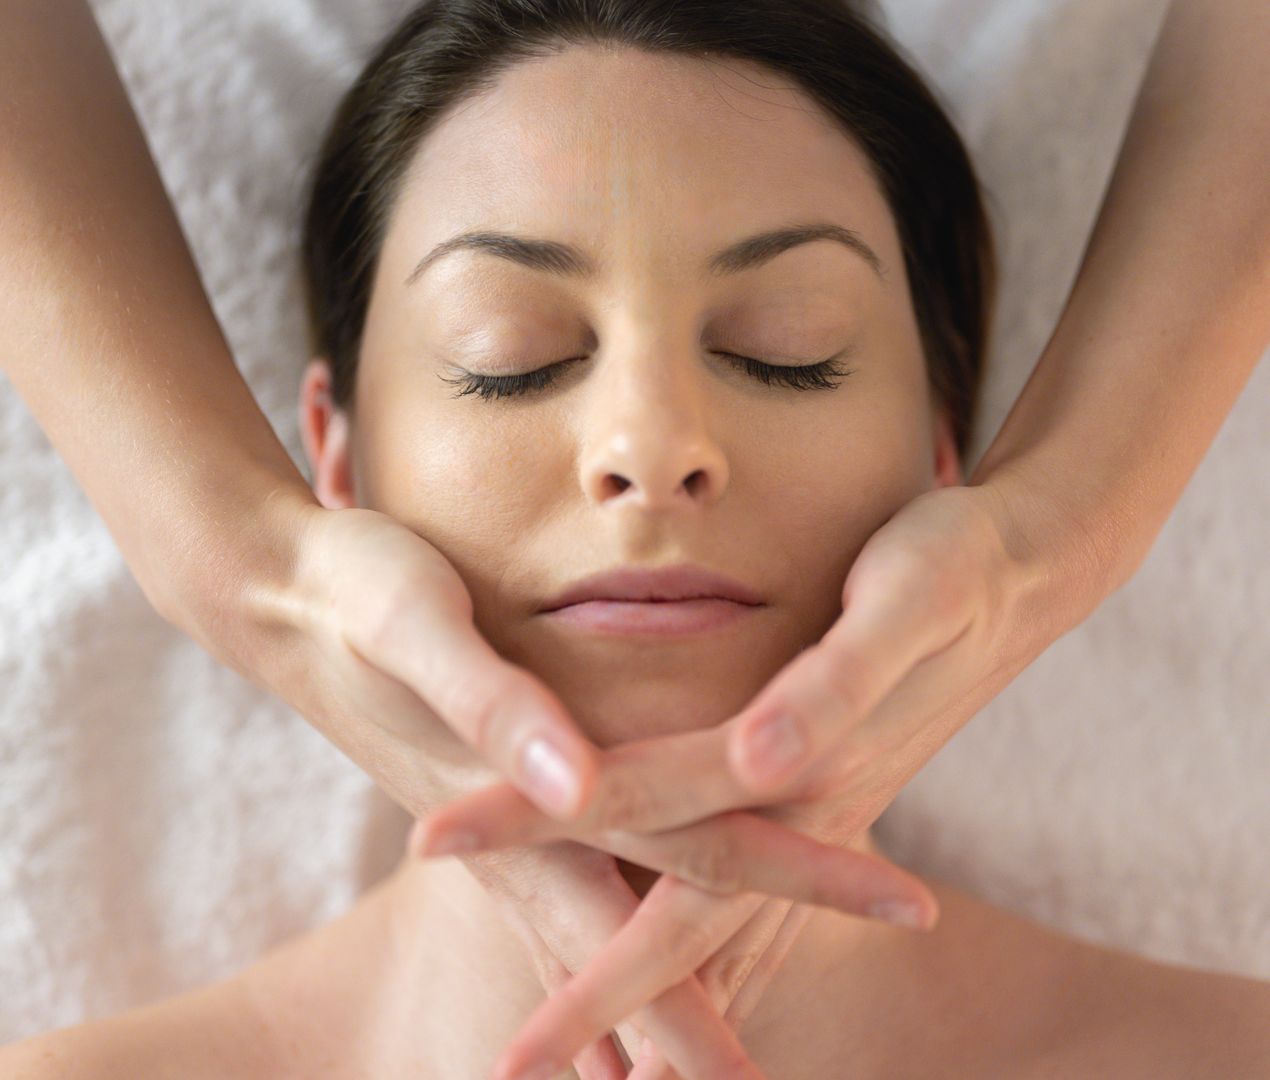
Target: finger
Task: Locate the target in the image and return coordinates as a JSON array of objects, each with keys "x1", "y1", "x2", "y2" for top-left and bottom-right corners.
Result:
[
  {"x1": 418, "y1": 722, "x2": 765, "y2": 845},
  {"x1": 724, "y1": 902, "x2": 815, "y2": 1027},
  {"x1": 629, "y1": 900, "x2": 798, "y2": 1080},
  {"x1": 605, "y1": 813, "x2": 936, "y2": 925},
  {"x1": 697, "y1": 898, "x2": 793, "y2": 1014},
  {"x1": 494, "y1": 877, "x2": 765, "y2": 1080},
  {"x1": 415, "y1": 794, "x2": 938, "y2": 927},
  {"x1": 621, "y1": 977, "x2": 762, "y2": 1080},
  {"x1": 476, "y1": 847, "x2": 762, "y2": 1080},
  {"x1": 352, "y1": 584, "x2": 598, "y2": 819},
  {"x1": 486, "y1": 889, "x2": 630, "y2": 1080},
  {"x1": 577, "y1": 727, "x2": 758, "y2": 833},
  {"x1": 726, "y1": 554, "x2": 972, "y2": 794}
]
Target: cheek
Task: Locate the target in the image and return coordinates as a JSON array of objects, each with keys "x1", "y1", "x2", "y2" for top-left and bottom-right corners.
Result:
[
  {"x1": 760, "y1": 384, "x2": 932, "y2": 613},
  {"x1": 356, "y1": 402, "x2": 557, "y2": 595}
]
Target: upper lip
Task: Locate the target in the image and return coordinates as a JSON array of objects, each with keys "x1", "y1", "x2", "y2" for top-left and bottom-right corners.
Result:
[{"x1": 541, "y1": 563, "x2": 765, "y2": 612}]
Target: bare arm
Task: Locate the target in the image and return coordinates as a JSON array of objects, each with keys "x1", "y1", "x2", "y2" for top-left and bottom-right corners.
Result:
[
  {"x1": 971, "y1": 0, "x2": 1270, "y2": 609},
  {"x1": 0, "y1": 0, "x2": 311, "y2": 675}
]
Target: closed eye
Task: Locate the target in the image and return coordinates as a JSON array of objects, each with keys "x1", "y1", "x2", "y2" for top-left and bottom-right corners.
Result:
[{"x1": 440, "y1": 350, "x2": 854, "y2": 400}]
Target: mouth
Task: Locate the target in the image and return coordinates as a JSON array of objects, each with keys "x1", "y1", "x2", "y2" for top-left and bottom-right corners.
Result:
[{"x1": 541, "y1": 563, "x2": 765, "y2": 614}]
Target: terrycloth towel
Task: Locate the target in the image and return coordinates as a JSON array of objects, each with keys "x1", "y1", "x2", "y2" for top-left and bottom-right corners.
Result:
[{"x1": 1, "y1": 0, "x2": 1266, "y2": 1044}]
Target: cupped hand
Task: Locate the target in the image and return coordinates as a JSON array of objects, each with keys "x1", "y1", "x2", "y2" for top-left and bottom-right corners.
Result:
[{"x1": 275, "y1": 502, "x2": 605, "y2": 821}]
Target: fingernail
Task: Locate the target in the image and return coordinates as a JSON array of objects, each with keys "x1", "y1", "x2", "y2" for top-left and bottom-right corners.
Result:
[
  {"x1": 868, "y1": 899, "x2": 930, "y2": 930},
  {"x1": 425, "y1": 828, "x2": 481, "y2": 856},
  {"x1": 743, "y1": 712, "x2": 805, "y2": 781},
  {"x1": 519, "y1": 735, "x2": 582, "y2": 817}
]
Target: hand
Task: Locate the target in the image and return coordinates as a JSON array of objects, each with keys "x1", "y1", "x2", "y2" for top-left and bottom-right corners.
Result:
[
  {"x1": 405, "y1": 825, "x2": 772, "y2": 1079},
  {"x1": 407, "y1": 793, "x2": 933, "y2": 1080},
  {"x1": 268, "y1": 502, "x2": 607, "y2": 821},
  {"x1": 628, "y1": 899, "x2": 817, "y2": 1080},
  {"x1": 465, "y1": 791, "x2": 926, "y2": 1080},
  {"x1": 415, "y1": 763, "x2": 936, "y2": 1080}
]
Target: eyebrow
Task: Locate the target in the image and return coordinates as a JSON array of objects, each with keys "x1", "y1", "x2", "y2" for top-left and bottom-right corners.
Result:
[{"x1": 404, "y1": 221, "x2": 886, "y2": 286}]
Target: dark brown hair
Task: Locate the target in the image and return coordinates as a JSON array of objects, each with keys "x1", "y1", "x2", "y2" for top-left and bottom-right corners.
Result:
[{"x1": 301, "y1": 0, "x2": 995, "y2": 455}]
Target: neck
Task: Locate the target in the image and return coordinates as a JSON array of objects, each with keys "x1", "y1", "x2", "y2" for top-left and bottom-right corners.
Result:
[{"x1": 320, "y1": 829, "x2": 934, "y2": 1078}]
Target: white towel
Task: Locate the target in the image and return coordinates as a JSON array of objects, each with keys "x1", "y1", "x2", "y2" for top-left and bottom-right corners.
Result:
[{"x1": 0, "y1": 0, "x2": 1265, "y2": 1043}]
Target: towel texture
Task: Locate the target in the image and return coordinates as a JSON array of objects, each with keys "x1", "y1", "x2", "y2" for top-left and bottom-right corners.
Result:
[{"x1": 0, "y1": 0, "x2": 1265, "y2": 1043}]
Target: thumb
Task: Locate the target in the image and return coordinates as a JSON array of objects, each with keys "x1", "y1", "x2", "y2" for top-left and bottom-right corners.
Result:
[{"x1": 331, "y1": 513, "x2": 600, "y2": 819}]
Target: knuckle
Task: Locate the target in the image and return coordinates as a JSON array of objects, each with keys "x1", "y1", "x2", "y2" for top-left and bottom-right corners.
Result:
[
  {"x1": 821, "y1": 652, "x2": 870, "y2": 718},
  {"x1": 592, "y1": 774, "x2": 656, "y2": 831},
  {"x1": 665, "y1": 914, "x2": 716, "y2": 964},
  {"x1": 440, "y1": 671, "x2": 507, "y2": 752},
  {"x1": 710, "y1": 1042, "x2": 759, "y2": 1080},
  {"x1": 705, "y1": 949, "x2": 758, "y2": 1003},
  {"x1": 355, "y1": 574, "x2": 415, "y2": 656},
  {"x1": 679, "y1": 834, "x2": 744, "y2": 895},
  {"x1": 926, "y1": 558, "x2": 971, "y2": 624}
]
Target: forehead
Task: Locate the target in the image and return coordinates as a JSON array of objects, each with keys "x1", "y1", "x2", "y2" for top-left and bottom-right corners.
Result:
[{"x1": 379, "y1": 44, "x2": 900, "y2": 281}]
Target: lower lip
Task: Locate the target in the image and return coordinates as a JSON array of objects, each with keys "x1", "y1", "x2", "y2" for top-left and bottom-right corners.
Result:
[{"x1": 542, "y1": 598, "x2": 760, "y2": 635}]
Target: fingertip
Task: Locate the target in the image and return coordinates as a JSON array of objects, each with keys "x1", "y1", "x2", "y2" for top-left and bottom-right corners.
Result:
[{"x1": 517, "y1": 728, "x2": 596, "y2": 821}]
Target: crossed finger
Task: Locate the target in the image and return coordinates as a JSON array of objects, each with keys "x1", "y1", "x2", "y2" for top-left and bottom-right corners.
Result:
[
  {"x1": 414, "y1": 784, "x2": 937, "y2": 925},
  {"x1": 487, "y1": 890, "x2": 631, "y2": 1080},
  {"x1": 629, "y1": 899, "x2": 813, "y2": 1080},
  {"x1": 493, "y1": 876, "x2": 765, "y2": 1080},
  {"x1": 453, "y1": 840, "x2": 765, "y2": 1080}
]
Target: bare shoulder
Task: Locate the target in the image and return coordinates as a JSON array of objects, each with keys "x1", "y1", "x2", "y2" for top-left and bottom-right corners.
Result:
[
  {"x1": 1023, "y1": 921, "x2": 1270, "y2": 1078},
  {"x1": 918, "y1": 883, "x2": 1270, "y2": 1080},
  {"x1": 0, "y1": 979, "x2": 279, "y2": 1080},
  {"x1": 1091, "y1": 951, "x2": 1270, "y2": 1076}
]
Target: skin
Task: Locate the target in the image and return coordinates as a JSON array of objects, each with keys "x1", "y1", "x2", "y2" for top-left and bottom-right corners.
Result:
[
  {"x1": 3, "y1": 849, "x2": 1268, "y2": 1080},
  {"x1": 300, "y1": 42, "x2": 1270, "y2": 1079},
  {"x1": 1, "y1": 37, "x2": 1268, "y2": 1080},
  {"x1": 325, "y1": 44, "x2": 955, "y2": 756},
  {"x1": 2, "y1": 2, "x2": 1266, "y2": 1067}
]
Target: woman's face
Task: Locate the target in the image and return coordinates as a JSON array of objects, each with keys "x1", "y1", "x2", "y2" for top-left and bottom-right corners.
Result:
[{"x1": 301, "y1": 44, "x2": 961, "y2": 748}]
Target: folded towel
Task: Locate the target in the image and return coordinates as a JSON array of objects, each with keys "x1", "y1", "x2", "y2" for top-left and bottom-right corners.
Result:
[{"x1": 0, "y1": 0, "x2": 1264, "y2": 1044}]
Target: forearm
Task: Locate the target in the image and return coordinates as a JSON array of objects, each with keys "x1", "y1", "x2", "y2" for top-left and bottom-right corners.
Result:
[
  {"x1": 0, "y1": 1, "x2": 316, "y2": 664},
  {"x1": 971, "y1": 0, "x2": 1270, "y2": 609}
]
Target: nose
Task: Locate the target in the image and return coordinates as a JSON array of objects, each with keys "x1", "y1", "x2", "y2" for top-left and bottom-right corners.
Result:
[{"x1": 579, "y1": 350, "x2": 730, "y2": 513}]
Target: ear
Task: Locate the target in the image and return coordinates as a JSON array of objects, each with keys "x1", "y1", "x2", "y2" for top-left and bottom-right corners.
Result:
[
  {"x1": 932, "y1": 407, "x2": 964, "y2": 489},
  {"x1": 299, "y1": 358, "x2": 357, "y2": 510}
]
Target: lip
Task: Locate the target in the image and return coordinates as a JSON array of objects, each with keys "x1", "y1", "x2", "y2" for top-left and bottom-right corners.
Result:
[
  {"x1": 540, "y1": 563, "x2": 765, "y2": 612},
  {"x1": 543, "y1": 597, "x2": 758, "y2": 635}
]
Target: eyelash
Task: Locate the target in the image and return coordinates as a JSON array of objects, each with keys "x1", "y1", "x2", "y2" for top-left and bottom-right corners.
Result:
[{"x1": 441, "y1": 352, "x2": 854, "y2": 401}]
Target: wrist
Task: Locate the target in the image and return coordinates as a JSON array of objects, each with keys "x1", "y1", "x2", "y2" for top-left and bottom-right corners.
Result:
[
  {"x1": 159, "y1": 470, "x2": 322, "y2": 691},
  {"x1": 969, "y1": 459, "x2": 1122, "y2": 642}
]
